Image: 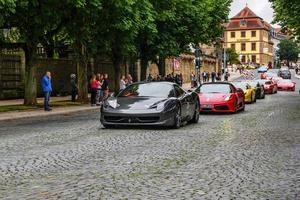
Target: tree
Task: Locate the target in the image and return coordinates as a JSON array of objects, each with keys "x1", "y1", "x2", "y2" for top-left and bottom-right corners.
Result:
[
  {"x1": 277, "y1": 39, "x2": 300, "y2": 66},
  {"x1": 138, "y1": 0, "x2": 232, "y2": 78},
  {"x1": 226, "y1": 48, "x2": 240, "y2": 65},
  {"x1": 61, "y1": 0, "x2": 102, "y2": 102},
  {"x1": 270, "y1": 0, "x2": 300, "y2": 37},
  {"x1": 95, "y1": 0, "x2": 154, "y2": 92},
  {"x1": 3, "y1": 0, "x2": 65, "y2": 105}
]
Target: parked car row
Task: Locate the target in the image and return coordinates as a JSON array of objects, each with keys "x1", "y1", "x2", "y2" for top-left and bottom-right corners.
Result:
[{"x1": 100, "y1": 71, "x2": 296, "y2": 129}]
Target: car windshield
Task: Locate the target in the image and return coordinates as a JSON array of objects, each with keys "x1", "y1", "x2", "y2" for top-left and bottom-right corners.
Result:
[
  {"x1": 278, "y1": 80, "x2": 292, "y2": 83},
  {"x1": 197, "y1": 84, "x2": 231, "y2": 94},
  {"x1": 280, "y1": 70, "x2": 290, "y2": 74},
  {"x1": 232, "y1": 82, "x2": 248, "y2": 90},
  {"x1": 117, "y1": 83, "x2": 175, "y2": 98},
  {"x1": 264, "y1": 81, "x2": 272, "y2": 85},
  {"x1": 247, "y1": 82, "x2": 259, "y2": 87},
  {"x1": 266, "y1": 73, "x2": 277, "y2": 77}
]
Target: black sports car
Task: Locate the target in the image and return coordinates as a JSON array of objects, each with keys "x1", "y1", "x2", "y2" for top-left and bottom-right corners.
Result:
[{"x1": 100, "y1": 82, "x2": 200, "y2": 128}]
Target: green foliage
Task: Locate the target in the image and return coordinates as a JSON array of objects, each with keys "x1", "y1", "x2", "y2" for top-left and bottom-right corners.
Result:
[
  {"x1": 226, "y1": 48, "x2": 240, "y2": 64},
  {"x1": 277, "y1": 39, "x2": 300, "y2": 63},
  {"x1": 270, "y1": 0, "x2": 300, "y2": 37}
]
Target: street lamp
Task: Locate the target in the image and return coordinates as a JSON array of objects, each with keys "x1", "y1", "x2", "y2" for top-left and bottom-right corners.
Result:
[{"x1": 195, "y1": 47, "x2": 203, "y2": 86}]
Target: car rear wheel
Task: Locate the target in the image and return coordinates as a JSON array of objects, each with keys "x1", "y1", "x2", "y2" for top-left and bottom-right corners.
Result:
[
  {"x1": 190, "y1": 102, "x2": 200, "y2": 123},
  {"x1": 173, "y1": 106, "x2": 181, "y2": 129}
]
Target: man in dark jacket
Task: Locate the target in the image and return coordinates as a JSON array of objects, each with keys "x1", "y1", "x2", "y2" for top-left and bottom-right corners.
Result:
[
  {"x1": 41, "y1": 71, "x2": 52, "y2": 111},
  {"x1": 70, "y1": 74, "x2": 77, "y2": 102}
]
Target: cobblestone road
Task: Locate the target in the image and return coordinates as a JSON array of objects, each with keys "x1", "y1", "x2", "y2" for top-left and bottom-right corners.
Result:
[{"x1": 0, "y1": 76, "x2": 300, "y2": 199}]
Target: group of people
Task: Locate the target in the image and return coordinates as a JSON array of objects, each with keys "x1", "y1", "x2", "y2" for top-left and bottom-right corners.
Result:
[
  {"x1": 190, "y1": 71, "x2": 223, "y2": 88},
  {"x1": 119, "y1": 74, "x2": 134, "y2": 90},
  {"x1": 147, "y1": 73, "x2": 183, "y2": 86},
  {"x1": 90, "y1": 74, "x2": 109, "y2": 106}
]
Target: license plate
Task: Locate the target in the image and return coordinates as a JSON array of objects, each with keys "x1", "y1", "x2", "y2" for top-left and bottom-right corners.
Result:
[{"x1": 201, "y1": 104, "x2": 213, "y2": 108}]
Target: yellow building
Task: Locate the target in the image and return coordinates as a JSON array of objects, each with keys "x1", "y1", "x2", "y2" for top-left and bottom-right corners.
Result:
[{"x1": 224, "y1": 6, "x2": 274, "y2": 66}]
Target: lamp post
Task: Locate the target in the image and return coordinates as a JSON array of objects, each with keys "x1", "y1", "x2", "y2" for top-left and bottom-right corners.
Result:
[{"x1": 195, "y1": 47, "x2": 203, "y2": 86}]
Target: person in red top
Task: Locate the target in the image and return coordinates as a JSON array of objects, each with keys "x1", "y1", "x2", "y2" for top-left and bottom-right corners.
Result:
[
  {"x1": 261, "y1": 73, "x2": 266, "y2": 79},
  {"x1": 90, "y1": 74, "x2": 98, "y2": 106}
]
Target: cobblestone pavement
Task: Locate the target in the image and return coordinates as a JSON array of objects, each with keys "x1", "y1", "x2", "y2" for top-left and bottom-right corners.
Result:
[{"x1": 0, "y1": 78, "x2": 300, "y2": 199}]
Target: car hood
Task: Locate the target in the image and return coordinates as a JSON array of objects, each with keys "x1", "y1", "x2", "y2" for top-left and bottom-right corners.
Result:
[
  {"x1": 198, "y1": 93, "x2": 229, "y2": 103},
  {"x1": 106, "y1": 97, "x2": 169, "y2": 110}
]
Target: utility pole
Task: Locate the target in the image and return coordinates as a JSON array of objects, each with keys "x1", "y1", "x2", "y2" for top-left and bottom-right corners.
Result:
[{"x1": 195, "y1": 46, "x2": 203, "y2": 86}]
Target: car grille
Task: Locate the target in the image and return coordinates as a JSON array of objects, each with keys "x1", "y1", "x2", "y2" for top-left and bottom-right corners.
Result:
[
  {"x1": 215, "y1": 105, "x2": 229, "y2": 111},
  {"x1": 104, "y1": 116, "x2": 160, "y2": 123}
]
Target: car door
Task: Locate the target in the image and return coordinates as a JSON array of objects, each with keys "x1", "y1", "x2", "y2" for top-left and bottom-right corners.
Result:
[{"x1": 174, "y1": 85, "x2": 188, "y2": 118}]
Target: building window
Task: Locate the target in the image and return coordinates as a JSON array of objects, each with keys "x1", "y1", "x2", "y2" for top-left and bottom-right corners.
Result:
[
  {"x1": 251, "y1": 31, "x2": 256, "y2": 37},
  {"x1": 251, "y1": 43, "x2": 256, "y2": 51},
  {"x1": 241, "y1": 55, "x2": 246, "y2": 63},
  {"x1": 231, "y1": 32, "x2": 235, "y2": 38},
  {"x1": 241, "y1": 43, "x2": 246, "y2": 51},
  {"x1": 231, "y1": 44, "x2": 236, "y2": 50},
  {"x1": 251, "y1": 55, "x2": 256, "y2": 63},
  {"x1": 241, "y1": 31, "x2": 246, "y2": 37}
]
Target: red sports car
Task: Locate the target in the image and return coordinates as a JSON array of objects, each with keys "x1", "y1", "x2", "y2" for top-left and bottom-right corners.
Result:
[
  {"x1": 195, "y1": 82, "x2": 245, "y2": 113},
  {"x1": 277, "y1": 79, "x2": 296, "y2": 91},
  {"x1": 258, "y1": 80, "x2": 277, "y2": 94}
]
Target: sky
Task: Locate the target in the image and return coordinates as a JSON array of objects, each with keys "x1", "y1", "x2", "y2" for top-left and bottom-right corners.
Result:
[{"x1": 230, "y1": 0, "x2": 278, "y2": 26}]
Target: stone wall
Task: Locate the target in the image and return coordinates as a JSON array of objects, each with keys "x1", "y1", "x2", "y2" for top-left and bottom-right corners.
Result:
[
  {"x1": 35, "y1": 58, "x2": 77, "y2": 97},
  {"x1": 0, "y1": 53, "x2": 25, "y2": 99}
]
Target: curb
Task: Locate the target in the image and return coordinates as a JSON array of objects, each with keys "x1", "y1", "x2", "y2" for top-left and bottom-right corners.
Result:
[{"x1": 0, "y1": 106, "x2": 99, "y2": 122}]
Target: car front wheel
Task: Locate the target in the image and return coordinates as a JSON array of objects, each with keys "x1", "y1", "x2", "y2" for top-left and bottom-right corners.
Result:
[{"x1": 173, "y1": 106, "x2": 182, "y2": 129}]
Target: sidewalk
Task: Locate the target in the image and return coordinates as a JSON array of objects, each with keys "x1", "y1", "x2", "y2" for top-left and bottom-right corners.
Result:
[
  {"x1": 182, "y1": 71, "x2": 242, "y2": 90},
  {"x1": 0, "y1": 96, "x2": 71, "y2": 106},
  {"x1": 0, "y1": 105, "x2": 99, "y2": 121},
  {"x1": 0, "y1": 95, "x2": 99, "y2": 121}
]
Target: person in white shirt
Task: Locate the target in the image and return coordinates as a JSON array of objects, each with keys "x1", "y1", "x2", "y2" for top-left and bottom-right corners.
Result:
[{"x1": 120, "y1": 75, "x2": 126, "y2": 91}]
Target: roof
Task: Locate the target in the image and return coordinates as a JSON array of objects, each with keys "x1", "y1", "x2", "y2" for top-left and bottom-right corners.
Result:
[
  {"x1": 231, "y1": 6, "x2": 262, "y2": 20},
  {"x1": 226, "y1": 6, "x2": 272, "y2": 31}
]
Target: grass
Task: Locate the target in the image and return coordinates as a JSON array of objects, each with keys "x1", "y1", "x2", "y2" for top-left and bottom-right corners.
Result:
[{"x1": 0, "y1": 101, "x2": 84, "y2": 113}]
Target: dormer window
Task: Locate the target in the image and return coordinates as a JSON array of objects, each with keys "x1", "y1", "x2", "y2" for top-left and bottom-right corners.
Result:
[{"x1": 240, "y1": 19, "x2": 247, "y2": 27}]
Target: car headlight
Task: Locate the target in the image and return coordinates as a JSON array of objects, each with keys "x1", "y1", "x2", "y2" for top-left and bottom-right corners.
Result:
[
  {"x1": 103, "y1": 99, "x2": 120, "y2": 109},
  {"x1": 224, "y1": 95, "x2": 232, "y2": 101},
  {"x1": 149, "y1": 103, "x2": 165, "y2": 111}
]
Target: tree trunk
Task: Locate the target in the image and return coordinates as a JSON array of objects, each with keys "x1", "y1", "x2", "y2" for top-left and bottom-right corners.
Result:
[
  {"x1": 76, "y1": 43, "x2": 89, "y2": 103},
  {"x1": 23, "y1": 44, "x2": 37, "y2": 106},
  {"x1": 158, "y1": 56, "x2": 166, "y2": 76},
  {"x1": 140, "y1": 56, "x2": 148, "y2": 81},
  {"x1": 112, "y1": 53, "x2": 122, "y2": 94}
]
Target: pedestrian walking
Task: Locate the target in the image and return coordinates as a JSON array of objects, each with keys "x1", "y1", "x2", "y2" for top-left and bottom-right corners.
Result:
[
  {"x1": 120, "y1": 75, "x2": 126, "y2": 91},
  {"x1": 207, "y1": 72, "x2": 210, "y2": 82},
  {"x1": 70, "y1": 74, "x2": 77, "y2": 102},
  {"x1": 211, "y1": 71, "x2": 216, "y2": 82},
  {"x1": 179, "y1": 73, "x2": 183, "y2": 86},
  {"x1": 147, "y1": 74, "x2": 153, "y2": 82},
  {"x1": 90, "y1": 75, "x2": 98, "y2": 106},
  {"x1": 190, "y1": 72, "x2": 195, "y2": 88},
  {"x1": 216, "y1": 72, "x2": 221, "y2": 81},
  {"x1": 224, "y1": 72, "x2": 230, "y2": 81},
  {"x1": 202, "y1": 71, "x2": 207, "y2": 82},
  {"x1": 41, "y1": 71, "x2": 52, "y2": 111},
  {"x1": 102, "y1": 74, "x2": 109, "y2": 100},
  {"x1": 96, "y1": 74, "x2": 102, "y2": 106}
]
